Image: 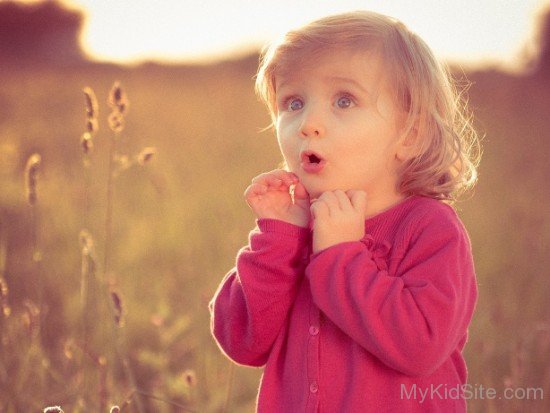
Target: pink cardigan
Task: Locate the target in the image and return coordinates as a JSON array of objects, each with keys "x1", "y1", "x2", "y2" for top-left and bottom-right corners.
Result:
[{"x1": 210, "y1": 195, "x2": 477, "y2": 412}]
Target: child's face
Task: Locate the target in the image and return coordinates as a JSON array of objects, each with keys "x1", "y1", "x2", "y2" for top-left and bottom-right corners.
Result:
[{"x1": 275, "y1": 49, "x2": 408, "y2": 202}]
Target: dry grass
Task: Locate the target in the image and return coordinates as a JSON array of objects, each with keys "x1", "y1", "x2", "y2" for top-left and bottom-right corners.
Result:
[{"x1": 0, "y1": 56, "x2": 548, "y2": 412}]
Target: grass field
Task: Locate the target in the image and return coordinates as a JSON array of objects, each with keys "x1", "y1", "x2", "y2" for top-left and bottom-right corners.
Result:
[{"x1": 0, "y1": 50, "x2": 549, "y2": 412}]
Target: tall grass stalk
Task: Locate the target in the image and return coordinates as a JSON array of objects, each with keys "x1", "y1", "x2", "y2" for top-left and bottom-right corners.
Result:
[
  {"x1": 24, "y1": 154, "x2": 42, "y2": 262},
  {"x1": 49, "y1": 81, "x2": 185, "y2": 411},
  {"x1": 78, "y1": 229, "x2": 99, "y2": 406},
  {"x1": 80, "y1": 88, "x2": 101, "y2": 408},
  {"x1": 103, "y1": 131, "x2": 116, "y2": 284},
  {"x1": 101, "y1": 81, "x2": 145, "y2": 413},
  {"x1": 24, "y1": 154, "x2": 43, "y2": 317},
  {"x1": 82, "y1": 87, "x2": 97, "y2": 223},
  {"x1": 222, "y1": 362, "x2": 235, "y2": 413},
  {"x1": 23, "y1": 153, "x2": 48, "y2": 400}
]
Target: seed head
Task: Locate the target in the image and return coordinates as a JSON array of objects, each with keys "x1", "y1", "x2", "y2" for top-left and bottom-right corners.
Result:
[
  {"x1": 137, "y1": 147, "x2": 157, "y2": 165},
  {"x1": 83, "y1": 87, "x2": 99, "y2": 134},
  {"x1": 86, "y1": 118, "x2": 99, "y2": 134},
  {"x1": 108, "y1": 111, "x2": 125, "y2": 133},
  {"x1": 81, "y1": 132, "x2": 93, "y2": 155},
  {"x1": 0, "y1": 277, "x2": 7, "y2": 298},
  {"x1": 79, "y1": 229, "x2": 94, "y2": 250},
  {"x1": 110, "y1": 291, "x2": 124, "y2": 327},
  {"x1": 182, "y1": 369, "x2": 197, "y2": 388},
  {"x1": 108, "y1": 81, "x2": 129, "y2": 115},
  {"x1": 79, "y1": 229, "x2": 97, "y2": 274},
  {"x1": 0, "y1": 276, "x2": 10, "y2": 318},
  {"x1": 22, "y1": 299, "x2": 40, "y2": 334},
  {"x1": 24, "y1": 153, "x2": 41, "y2": 205},
  {"x1": 83, "y1": 87, "x2": 98, "y2": 119},
  {"x1": 43, "y1": 407, "x2": 64, "y2": 413}
]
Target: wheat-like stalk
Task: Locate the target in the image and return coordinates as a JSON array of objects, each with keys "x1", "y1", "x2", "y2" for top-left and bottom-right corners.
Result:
[
  {"x1": 24, "y1": 153, "x2": 43, "y2": 267},
  {"x1": 108, "y1": 81, "x2": 129, "y2": 115},
  {"x1": 0, "y1": 277, "x2": 9, "y2": 319},
  {"x1": 24, "y1": 153, "x2": 41, "y2": 207},
  {"x1": 100, "y1": 82, "x2": 147, "y2": 413},
  {"x1": 110, "y1": 291, "x2": 124, "y2": 327},
  {"x1": 75, "y1": 82, "x2": 176, "y2": 413},
  {"x1": 22, "y1": 299, "x2": 40, "y2": 337},
  {"x1": 81, "y1": 131, "x2": 94, "y2": 155},
  {"x1": 79, "y1": 230, "x2": 98, "y2": 344},
  {"x1": 108, "y1": 81, "x2": 129, "y2": 133},
  {"x1": 222, "y1": 362, "x2": 235, "y2": 413},
  {"x1": 43, "y1": 406, "x2": 64, "y2": 413},
  {"x1": 83, "y1": 86, "x2": 99, "y2": 135},
  {"x1": 21, "y1": 152, "x2": 50, "y2": 402},
  {"x1": 103, "y1": 81, "x2": 129, "y2": 278},
  {"x1": 137, "y1": 147, "x2": 157, "y2": 166}
]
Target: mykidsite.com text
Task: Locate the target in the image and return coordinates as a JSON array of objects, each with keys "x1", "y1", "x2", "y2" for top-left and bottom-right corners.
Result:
[{"x1": 401, "y1": 383, "x2": 544, "y2": 403}]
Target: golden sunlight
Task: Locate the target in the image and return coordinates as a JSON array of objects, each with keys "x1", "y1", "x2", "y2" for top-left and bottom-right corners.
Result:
[{"x1": 56, "y1": 0, "x2": 546, "y2": 66}]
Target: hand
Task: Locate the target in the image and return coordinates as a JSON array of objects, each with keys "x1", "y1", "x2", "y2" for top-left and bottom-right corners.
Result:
[
  {"x1": 310, "y1": 190, "x2": 367, "y2": 253},
  {"x1": 244, "y1": 169, "x2": 310, "y2": 227}
]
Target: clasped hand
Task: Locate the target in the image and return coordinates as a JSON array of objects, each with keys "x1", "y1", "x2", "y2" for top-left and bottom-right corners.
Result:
[{"x1": 245, "y1": 170, "x2": 367, "y2": 253}]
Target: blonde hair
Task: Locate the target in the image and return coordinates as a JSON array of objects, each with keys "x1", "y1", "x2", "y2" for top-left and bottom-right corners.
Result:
[{"x1": 255, "y1": 11, "x2": 481, "y2": 203}]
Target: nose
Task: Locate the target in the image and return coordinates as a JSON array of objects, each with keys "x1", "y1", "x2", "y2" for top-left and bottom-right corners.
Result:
[{"x1": 299, "y1": 107, "x2": 325, "y2": 138}]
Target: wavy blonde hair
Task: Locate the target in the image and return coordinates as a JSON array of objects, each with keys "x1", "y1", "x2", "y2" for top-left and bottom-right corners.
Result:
[{"x1": 255, "y1": 11, "x2": 481, "y2": 203}]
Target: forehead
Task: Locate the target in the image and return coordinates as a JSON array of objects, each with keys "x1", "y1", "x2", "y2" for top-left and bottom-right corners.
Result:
[{"x1": 274, "y1": 48, "x2": 389, "y2": 91}]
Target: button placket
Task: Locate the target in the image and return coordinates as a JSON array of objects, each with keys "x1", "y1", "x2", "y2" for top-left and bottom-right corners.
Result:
[{"x1": 306, "y1": 298, "x2": 321, "y2": 411}]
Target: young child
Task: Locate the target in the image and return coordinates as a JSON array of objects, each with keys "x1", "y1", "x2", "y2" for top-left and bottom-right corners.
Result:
[{"x1": 210, "y1": 10, "x2": 480, "y2": 412}]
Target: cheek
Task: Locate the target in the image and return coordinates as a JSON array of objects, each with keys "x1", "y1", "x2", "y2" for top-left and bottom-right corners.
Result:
[{"x1": 276, "y1": 129, "x2": 298, "y2": 166}]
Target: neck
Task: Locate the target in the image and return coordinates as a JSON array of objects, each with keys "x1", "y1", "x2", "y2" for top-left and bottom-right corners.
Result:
[{"x1": 364, "y1": 191, "x2": 408, "y2": 219}]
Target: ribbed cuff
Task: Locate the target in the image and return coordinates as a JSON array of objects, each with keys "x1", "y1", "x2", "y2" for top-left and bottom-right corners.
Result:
[{"x1": 256, "y1": 218, "x2": 310, "y2": 239}]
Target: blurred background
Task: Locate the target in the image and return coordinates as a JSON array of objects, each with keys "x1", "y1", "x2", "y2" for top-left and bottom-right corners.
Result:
[{"x1": 0, "y1": 0, "x2": 549, "y2": 412}]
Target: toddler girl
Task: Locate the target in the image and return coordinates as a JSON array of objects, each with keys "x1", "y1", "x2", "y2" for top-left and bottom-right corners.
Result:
[{"x1": 210, "y1": 10, "x2": 480, "y2": 412}]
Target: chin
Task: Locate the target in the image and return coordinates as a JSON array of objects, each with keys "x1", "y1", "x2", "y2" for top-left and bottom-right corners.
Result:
[{"x1": 300, "y1": 179, "x2": 328, "y2": 200}]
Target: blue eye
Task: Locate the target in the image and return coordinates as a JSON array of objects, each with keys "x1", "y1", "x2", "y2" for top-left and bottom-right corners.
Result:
[
  {"x1": 288, "y1": 98, "x2": 304, "y2": 111},
  {"x1": 336, "y1": 96, "x2": 352, "y2": 109}
]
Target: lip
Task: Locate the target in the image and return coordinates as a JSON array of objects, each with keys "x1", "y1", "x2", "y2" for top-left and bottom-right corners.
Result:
[{"x1": 300, "y1": 150, "x2": 326, "y2": 174}]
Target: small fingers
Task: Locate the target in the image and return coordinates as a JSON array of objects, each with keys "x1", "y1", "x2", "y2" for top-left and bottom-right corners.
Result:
[
  {"x1": 251, "y1": 169, "x2": 298, "y2": 188},
  {"x1": 310, "y1": 199, "x2": 329, "y2": 220},
  {"x1": 316, "y1": 191, "x2": 338, "y2": 212},
  {"x1": 347, "y1": 190, "x2": 367, "y2": 215},
  {"x1": 333, "y1": 189, "x2": 353, "y2": 211},
  {"x1": 317, "y1": 190, "x2": 353, "y2": 214},
  {"x1": 244, "y1": 183, "x2": 267, "y2": 201},
  {"x1": 292, "y1": 181, "x2": 310, "y2": 201}
]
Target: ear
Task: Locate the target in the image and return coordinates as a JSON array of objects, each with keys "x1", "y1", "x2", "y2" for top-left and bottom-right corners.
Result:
[{"x1": 395, "y1": 124, "x2": 419, "y2": 162}]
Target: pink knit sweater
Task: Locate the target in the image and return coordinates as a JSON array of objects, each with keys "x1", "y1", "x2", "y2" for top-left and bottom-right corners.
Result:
[{"x1": 210, "y1": 195, "x2": 477, "y2": 412}]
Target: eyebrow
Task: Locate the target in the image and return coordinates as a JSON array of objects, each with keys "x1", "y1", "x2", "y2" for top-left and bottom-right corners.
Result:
[
  {"x1": 275, "y1": 75, "x2": 374, "y2": 100},
  {"x1": 325, "y1": 76, "x2": 371, "y2": 96}
]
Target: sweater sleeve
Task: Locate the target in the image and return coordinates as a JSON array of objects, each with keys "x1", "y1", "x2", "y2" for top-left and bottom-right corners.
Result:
[
  {"x1": 209, "y1": 218, "x2": 310, "y2": 367},
  {"x1": 306, "y1": 209, "x2": 477, "y2": 377}
]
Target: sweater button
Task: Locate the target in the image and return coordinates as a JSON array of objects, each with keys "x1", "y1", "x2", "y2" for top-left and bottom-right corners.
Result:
[
  {"x1": 309, "y1": 326, "x2": 319, "y2": 336},
  {"x1": 310, "y1": 381, "x2": 319, "y2": 393}
]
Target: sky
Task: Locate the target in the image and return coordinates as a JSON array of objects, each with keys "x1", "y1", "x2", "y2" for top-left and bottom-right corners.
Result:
[{"x1": 56, "y1": 0, "x2": 549, "y2": 67}]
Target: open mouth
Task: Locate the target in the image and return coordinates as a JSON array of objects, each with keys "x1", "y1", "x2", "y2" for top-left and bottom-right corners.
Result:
[
  {"x1": 300, "y1": 150, "x2": 326, "y2": 173},
  {"x1": 308, "y1": 153, "x2": 322, "y2": 164}
]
